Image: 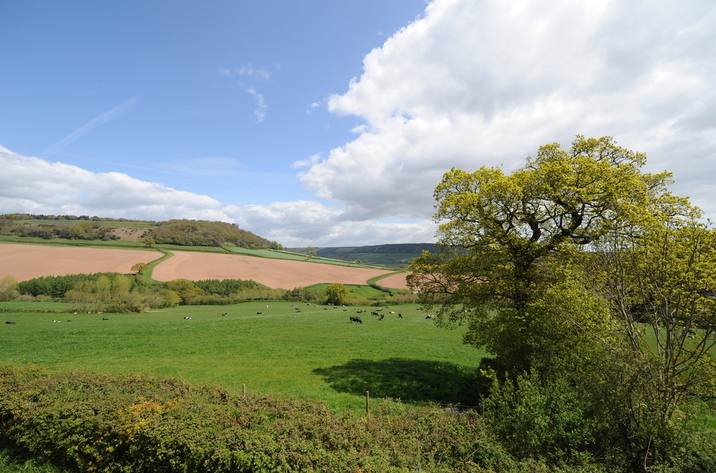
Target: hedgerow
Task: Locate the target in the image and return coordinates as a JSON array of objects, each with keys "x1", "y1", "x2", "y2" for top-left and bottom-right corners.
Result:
[{"x1": 0, "y1": 364, "x2": 601, "y2": 473}]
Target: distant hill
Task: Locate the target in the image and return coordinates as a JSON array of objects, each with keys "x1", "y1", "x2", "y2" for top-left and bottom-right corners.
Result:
[
  {"x1": 292, "y1": 243, "x2": 438, "y2": 268},
  {"x1": 0, "y1": 214, "x2": 280, "y2": 250}
]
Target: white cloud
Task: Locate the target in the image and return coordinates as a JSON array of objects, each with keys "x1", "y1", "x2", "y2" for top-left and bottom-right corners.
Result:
[
  {"x1": 0, "y1": 146, "x2": 222, "y2": 221},
  {"x1": 298, "y1": 0, "x2": 716, "y2": 221},
  {"x1": 246, "y1": 88, "x2": 267, "y2": 122},
  {"x1": 291, "y1": 153, "x2": 322, "y2": 169},
  {"x1": 0, "y1": 146, "x2": 436, "y2": 246},
  {"x1": 219, "y1": 64, "x2": 271, "y2": 80}
]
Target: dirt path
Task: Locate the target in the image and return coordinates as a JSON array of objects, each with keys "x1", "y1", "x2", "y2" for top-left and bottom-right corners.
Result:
[
  {"x1": 0, "y1": 243, "x2": 162, "y2": 281},
  {"x1": 152, "y1": 251, "x2": 408, "y2": 289}
]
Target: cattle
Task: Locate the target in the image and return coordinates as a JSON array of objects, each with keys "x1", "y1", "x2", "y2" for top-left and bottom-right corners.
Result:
[
  {"x1": 221, "y1": 312, "x2": 228, "y2": 316},
  {"x1": 398, "y1": 313, "x2": 403, "y2": 318},
  {"x1": 389, "y1": 311, "x2": 395, "y2": 314},
  {"x1": 349, "y1": 316, "x2": 363, "y2": 324},
  {"x1": 256, "y1": 312, "x2": 262, "y2": 315},
  {"x1": 371, "y1": 311, "x2": 379, "y2": 316},
  {"x1": 5, "y1": 321, "x2": 16, "y2": 324},
  {"x1": 183, "y1": 316, "x2": 192, "y2": 319},
  {"x1": 379, "y1": 314, "x2": 385, "y2": 321},
  {"x1": 426, "y1": 315, "x2": 435, "y2": 319},
  {"x1": 102, "y1": 318, "x2": 109, "y2": 320}
]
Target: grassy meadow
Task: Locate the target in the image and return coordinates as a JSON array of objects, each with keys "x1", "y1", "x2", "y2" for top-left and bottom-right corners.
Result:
[{"x1": 0, "y1": 300, "x2": 487, "y2": 412}]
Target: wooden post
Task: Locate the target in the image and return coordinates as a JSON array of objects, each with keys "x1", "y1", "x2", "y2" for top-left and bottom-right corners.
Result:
[
  {"x1": 365, "y1": 390, "x2": 370, "y2": 418},
  {"x1": 242, "y1": 384, "x2": 246, "y2": 395}
]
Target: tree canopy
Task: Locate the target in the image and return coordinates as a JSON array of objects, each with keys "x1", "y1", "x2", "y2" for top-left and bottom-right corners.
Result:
[{"x1": 408, "y1": 135, "x2": 716, "y2": 470}]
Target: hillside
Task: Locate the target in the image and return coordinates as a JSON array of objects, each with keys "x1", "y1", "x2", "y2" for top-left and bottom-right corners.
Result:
[
  {"x1": 0, "y1": 214, "x2": 279, "y2": 250},
  {"x1": 294, "y1": 243, "x2": 438, "y2": 267}
]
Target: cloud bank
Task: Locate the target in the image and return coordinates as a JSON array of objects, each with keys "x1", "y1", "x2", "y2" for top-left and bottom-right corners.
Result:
[
  {"x1": 301, "y1": 0, "x2": 716, "y2": 220},
  {"x1": 3, "y1": 0, "x2": 715, "y2": 247}
]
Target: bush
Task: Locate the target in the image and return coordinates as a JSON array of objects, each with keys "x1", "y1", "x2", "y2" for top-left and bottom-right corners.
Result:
[{"x1": 0, "y1": 365, "x2": 523, "y2": 473}]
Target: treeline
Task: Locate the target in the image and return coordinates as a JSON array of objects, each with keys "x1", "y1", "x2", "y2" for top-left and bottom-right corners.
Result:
[
  {"x1": 0, "y1": 365, "x2": 610, "y2": 473},
  {"x1": 0, "y1": 220, "x2": 119, "y2": 241},
  {"x1": 0, "y1": 214, "x2": 283, "y2": 249},
  {"x1": 144, "y1": 219, "x2": 281, "y2": 249},
  {"x1": 11, "y1": 274, "x2": 278, "y2": 312}
]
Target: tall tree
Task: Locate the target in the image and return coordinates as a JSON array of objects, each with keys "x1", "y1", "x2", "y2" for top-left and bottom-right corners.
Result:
[
  {"x1": 408, "y1": 135, "x2": 716, "y2": 469},
  {"x1": 408, "y1": 135, "x2": 676, "y2": 370}
]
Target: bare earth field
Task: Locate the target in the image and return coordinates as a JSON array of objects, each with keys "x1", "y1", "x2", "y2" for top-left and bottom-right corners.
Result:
[
  {"x1": 377, "y1": 272, "x2": 410, "y2": 290},
  {"x1": 152, "y1": 250, "x2": 408, "y2": 289},
  {"x1": 0, "y1": 243, "x2": 162, "y2": 281}
]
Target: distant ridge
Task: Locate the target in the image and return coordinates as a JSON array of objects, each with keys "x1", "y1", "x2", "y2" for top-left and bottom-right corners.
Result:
[{"x1": 292, "y1": 243, "x2": 438, "y2": 268}]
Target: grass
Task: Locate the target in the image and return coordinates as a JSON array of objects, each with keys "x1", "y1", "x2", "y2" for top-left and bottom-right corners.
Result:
[
  {"x1": 0, "y1": 301, "x2": 486, "y2": 412},
  {"x1": 224, "y1": 246, "x2": 388, "y2": 268},
  {"x1": 0, "y1": 301, "x2": 73, "y2": 312}
]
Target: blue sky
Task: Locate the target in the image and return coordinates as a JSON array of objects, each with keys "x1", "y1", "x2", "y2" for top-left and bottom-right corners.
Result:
[{"x1": 2, "y1": 0, "x2": 715, "y2": 246}]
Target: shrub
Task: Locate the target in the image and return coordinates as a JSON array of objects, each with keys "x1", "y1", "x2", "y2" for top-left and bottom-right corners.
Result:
[{"x1": 0, "y1": 365, "x2": 523, "y2": 473}]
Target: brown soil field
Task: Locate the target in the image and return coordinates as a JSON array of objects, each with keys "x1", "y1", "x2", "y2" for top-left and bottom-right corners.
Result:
[
  {"x1": 152, "y1": 251, "x2": 409, "y2": 289},
  {"x1": 0, "y1": 243, "x2": 162, "y2": 281},
  {"x1": 376, "y1": 272, "x2": 410, "y2": 290}
]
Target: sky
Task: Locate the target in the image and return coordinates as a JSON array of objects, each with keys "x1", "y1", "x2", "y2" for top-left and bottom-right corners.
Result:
[{"x1": 1, "y1": 0, "x2": 715, "y2": 247}]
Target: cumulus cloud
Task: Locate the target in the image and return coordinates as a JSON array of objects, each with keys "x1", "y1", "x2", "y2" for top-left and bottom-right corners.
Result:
[
  {"x1": 0, "y1": 146, "x2": 222, "y2": 221},
  {"x1": 300, "y1": 0, "x2": 716, "y2": 221},
  {"x1": 0, "y1": 146, "x2": 435, "y2": 247}
]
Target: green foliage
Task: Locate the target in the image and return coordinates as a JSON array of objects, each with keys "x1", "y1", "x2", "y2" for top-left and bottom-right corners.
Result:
[
  {"x1": 193, "y1": 278, "x2": 264, "y2": 296},
  {"x1": 484, "y1": 370, "x2": 597, "y2": 465},
  {"x1": 17, "y1": 273, "x2": 125, "y2": 299},
  {"x1": 408, "y1": 135, "x2": 716, "y2": 470},
  {"x1": 131, "y1": 262, "x2": 148, "y2": 274},
  {"x1": 0, "y1": 365, "x2": 520, "y2": 473},
  {"x1": 0, "y1": 275, "x2": 19, "y2": 302},
  {"x1": 164, "y1": 279, "x2": 204, "y2": 304},
  {"x1": 283, "y1": 286, "x2": 320, "y2": 302},
  {"x1": 145, "y1": 219, "x2": 272, "y2": 248},
  {"x1": 324, "y1": 283, "x2": 349, "y2": 306}
]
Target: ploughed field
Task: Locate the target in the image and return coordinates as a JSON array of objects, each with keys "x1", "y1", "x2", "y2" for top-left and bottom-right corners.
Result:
[
  {"x1": 0, "y1": 243, "x2": 408, "y2": 289},
  {"x1": 0, "y1": 301, "x2": 486, "y2": 410},
  {"x1": 151, "y1": 250, "x2": 409, "y2": 289},
  {"x1": 0, "y1": 243, "x2": 162, "y2": 281}
]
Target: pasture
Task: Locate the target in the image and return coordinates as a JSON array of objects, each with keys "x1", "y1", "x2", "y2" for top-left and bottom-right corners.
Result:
[{"x1": 0, "y1": 301, "x2": 488, "y2": 411}]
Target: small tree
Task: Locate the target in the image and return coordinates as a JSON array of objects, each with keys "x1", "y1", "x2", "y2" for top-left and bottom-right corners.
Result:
[
  {"x1": 144, "y1": 238, "x2": 156, "y2": 247},
  {"x1": 325, "y1": 283, "x2": 348, "y2": 306},
  {"x1": 131, "y1": 262, "x2": 149, "y2": 274}
]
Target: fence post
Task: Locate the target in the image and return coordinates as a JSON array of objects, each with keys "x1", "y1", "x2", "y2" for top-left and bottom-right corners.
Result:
[
  {"x1": 242, "y1": 384, "x2": 246, "y2": 396},
  {"x1": 365, "y1": 390, "x2": 370, "y2": 418}
]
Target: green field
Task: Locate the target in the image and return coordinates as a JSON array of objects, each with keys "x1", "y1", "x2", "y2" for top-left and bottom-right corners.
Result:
[{"x1": 0, "y1": 301, "x2": 486, "y2": 412}]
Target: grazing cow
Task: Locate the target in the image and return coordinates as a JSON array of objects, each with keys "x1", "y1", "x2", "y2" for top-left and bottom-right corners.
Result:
[
  {"x1": 256, "y1": 312, "x2": 262, "y2": 315},
  {"x1": 102, "y1": 318, "x2": 109, "y2": 320},
  {"x1": 389, "y1": 311, "x2": 395, "y2": 314},
  {"x1": 221, "y1": 313, "x2": 228, "y2": 316},
  {"x1": 371, "y1": 311, "x2": 379, "y2": 316},
  {"x1": 5, "y1": 321, "x2": 16, "y2": 324},
  {"x1": 379, "y1": 314, "x2": 385, "y2": 321},
  {"x1": 426, "y1": 315, "x2": 435, "y2": 319},
  {"x1": 349, "y1": 316, "x2": 363, "y2": 324},
  {"x1": 398, "y1": 313, "x2": 403, "y2": 318},
  {"x1": 66, "y1": 320, "x2": 72, "y2": 322}
]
